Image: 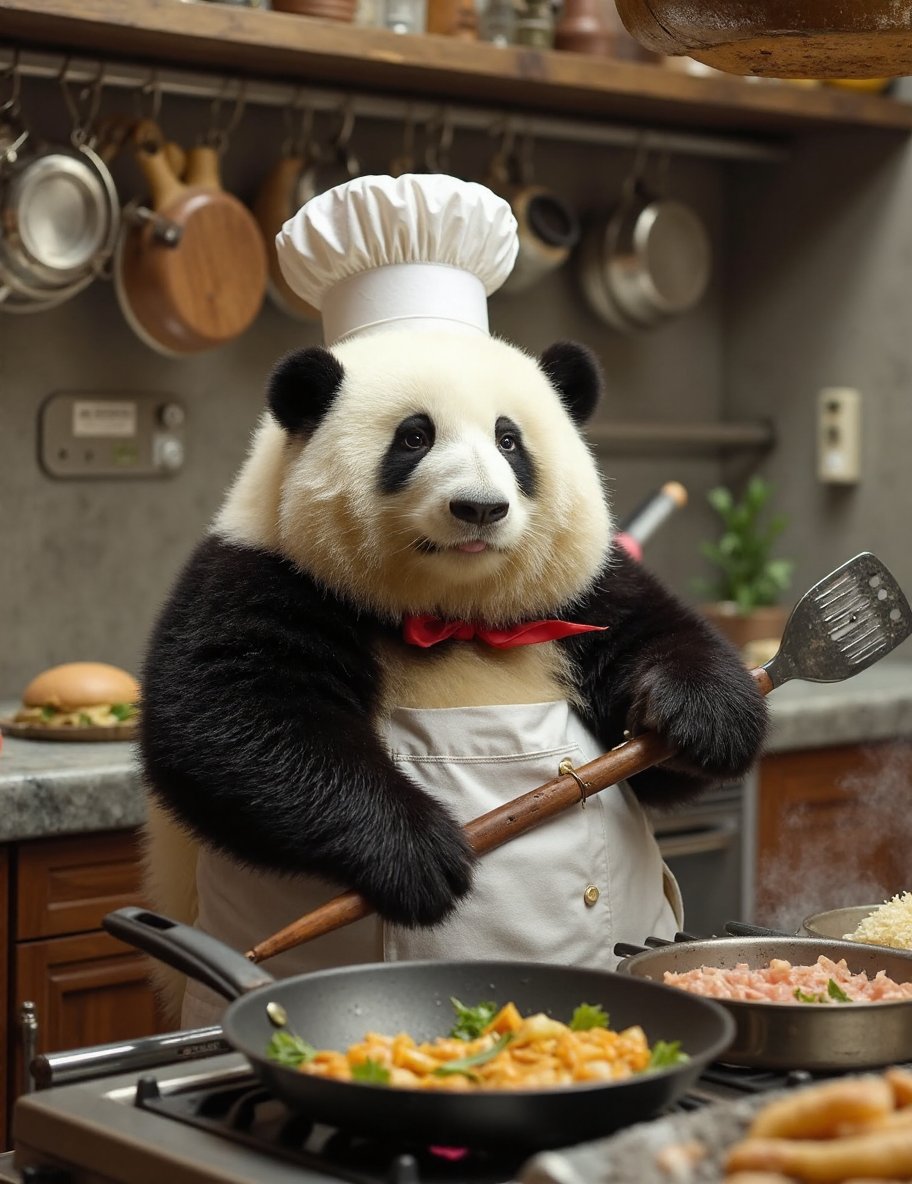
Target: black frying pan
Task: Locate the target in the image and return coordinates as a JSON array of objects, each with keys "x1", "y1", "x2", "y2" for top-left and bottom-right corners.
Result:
[{"x1": 104, "y1": 907, "x2": 734, "y2": 1150}]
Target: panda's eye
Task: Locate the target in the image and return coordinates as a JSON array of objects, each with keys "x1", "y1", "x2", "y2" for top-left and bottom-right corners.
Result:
[
  {"x1": 498, "y1": 433, "x2": 517, "y2": 452},
  {"x1": 400, "y1": 428, "x2": 429, "y2": 450}
]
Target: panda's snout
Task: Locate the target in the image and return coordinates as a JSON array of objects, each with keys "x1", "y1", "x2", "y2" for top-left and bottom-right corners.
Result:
[{"x1": 449, "y1": 499, "x2": 509, "y2": 526}]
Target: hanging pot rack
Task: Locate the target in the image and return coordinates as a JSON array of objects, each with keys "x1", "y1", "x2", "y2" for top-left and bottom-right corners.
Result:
[{"x1": 0, "y1": 47, "x2": 786, "y2": 164}]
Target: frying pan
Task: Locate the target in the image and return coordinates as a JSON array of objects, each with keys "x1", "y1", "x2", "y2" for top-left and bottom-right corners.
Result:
[
  {"x1": 616, "y1": 933, "x2": 912, "y2": 1070},
  {"x1": 104, "y1": 906, "x2": 734, "y2": 1150},
  {"x1": 115, "y1": 120, "x2": 266, "y2": 356}
]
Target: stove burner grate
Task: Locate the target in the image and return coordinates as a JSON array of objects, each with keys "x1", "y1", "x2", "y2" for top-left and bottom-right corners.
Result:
[{"x1": 134, "y1": 1073, "x2": 527, "y2": 1184}]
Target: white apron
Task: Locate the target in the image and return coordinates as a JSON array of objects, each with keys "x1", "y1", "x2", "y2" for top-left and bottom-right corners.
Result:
[{"x1": 182, "y1": 701, "x2": 683, "y2": 1028}]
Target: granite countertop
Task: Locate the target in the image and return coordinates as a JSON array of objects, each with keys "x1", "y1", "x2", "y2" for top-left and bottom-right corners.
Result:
[{"x1": 1, "y1": 658, "x2": 911, "y2": 843}]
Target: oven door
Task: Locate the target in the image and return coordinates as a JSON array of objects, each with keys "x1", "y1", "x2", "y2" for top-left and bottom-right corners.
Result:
[{"x1": 649, "y1": 784, "x2": 745, "y2": 937}]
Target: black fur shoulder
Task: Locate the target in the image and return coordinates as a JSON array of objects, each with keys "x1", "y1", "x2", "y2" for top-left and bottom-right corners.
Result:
[
  {"x1": 140, "y1": 535, "x2": 474, "y2": 926},
  {"x1": 561, "y1": 542, "x2": 769, "y2": 807}
]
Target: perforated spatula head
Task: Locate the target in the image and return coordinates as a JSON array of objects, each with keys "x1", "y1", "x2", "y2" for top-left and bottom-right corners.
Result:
[{"x1": 763, "y1": 552, "x2": 912, "y2": 689}]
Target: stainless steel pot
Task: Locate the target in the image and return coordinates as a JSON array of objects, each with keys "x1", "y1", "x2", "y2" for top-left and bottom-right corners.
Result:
[
  {"x1": 617, "y1": 935, "x2": 912, "y2": 1070},
  {"x1": 803, "y1": 905, "x2": 880, "y2": 940},
  {"x1": 580, "y1": 175, "x2": 711, "y2": 331}
]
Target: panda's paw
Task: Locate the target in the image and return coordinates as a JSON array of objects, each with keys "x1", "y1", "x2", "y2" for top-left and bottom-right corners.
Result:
[
  {"x1": 627, "y1": 662, "x2": 768, "y2": 781},
  {"x1": 361, "y1": 799, "x2": 476, "y2": 928}
]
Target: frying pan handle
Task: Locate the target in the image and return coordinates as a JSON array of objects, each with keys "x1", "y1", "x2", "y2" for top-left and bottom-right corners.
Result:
[
  {"x1": 103, "y1": 907, "x2": 277, "y2": 1001},
  {"x1": 614, "y1": 942, "x2": 649, "y2": 958},
  {"x1": 723, "y1": 920, "x2": 792, "y2": 938}
]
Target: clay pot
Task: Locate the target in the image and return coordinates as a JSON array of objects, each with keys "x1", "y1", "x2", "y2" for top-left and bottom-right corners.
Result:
[{"x1": 700, "y1": 602, "x2": 789, "y2": 654}]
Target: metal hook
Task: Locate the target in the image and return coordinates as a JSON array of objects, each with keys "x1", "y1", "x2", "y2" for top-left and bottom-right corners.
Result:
[
  {"x1": 424, "y1": 105, "x2": 454, "y2": 174},
  {"x1": 0, "y1": 49, "x2": 22, "y2": 117},
  {"x1": 206, "y1": 78, "x2": 247, "y2": 153},
  {"x1": 326, "y1": 97, "x2": 359, "y2": 177},
  {"x1": 558, "y1": 759, "x2": 590, "y2": 809},
  {"x1": 281, "y1": 89, "x2": 316, "y2": 160},
  {"x1": 133, "y1": 68, "x2": 162, "y2": 122},
  {"x1": 60, "y1": 59, "x2": 105, "y2": 146},
  {"x1": 486, "y1": 113, "x2": 517, "y2": 190}
]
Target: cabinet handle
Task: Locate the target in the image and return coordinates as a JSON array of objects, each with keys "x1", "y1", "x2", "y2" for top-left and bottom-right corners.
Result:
[
  {"x1": 656, "y1": 821, "x2": 737, "y2": 858},
  {"x1": 19, "y1": 1001, "x2": 39, "y2": 1094}
]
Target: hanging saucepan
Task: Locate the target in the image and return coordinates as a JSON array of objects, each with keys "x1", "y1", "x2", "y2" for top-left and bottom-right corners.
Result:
[
  {"x1": 0, "y1": 67, "x2": 120, "y2": 311},
  {"x1": 252, "y1": 104, "x2": 321, "y2": 322},
  {"x1": 103, "y1": 906, "x2": 734, "y2": 1150},
  {"x1": 115, "y1": 120, "x2": 267, "y2": 356},
  {"x1": 616, "y1": 933, "x2": 912, "y2": 1071},
  {"x1": 579, "y1": 155, "x2": 711, "y2": 331},
  {"x1": 253, "y1": 101, "x2": 359, "y2": 323}
]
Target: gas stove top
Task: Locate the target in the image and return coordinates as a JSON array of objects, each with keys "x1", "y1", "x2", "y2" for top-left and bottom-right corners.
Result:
[{"x1": 6, "y1": 1040, "x2": 821, "y2": 1184}]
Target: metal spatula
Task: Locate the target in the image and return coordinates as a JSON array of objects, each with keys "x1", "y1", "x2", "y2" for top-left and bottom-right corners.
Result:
[
  {"x1": 756, "y1": 551, "x2": 911, "y2": 692},
  {"x1": 246, "y1": 552, "x2": 912, "y2": 964}
]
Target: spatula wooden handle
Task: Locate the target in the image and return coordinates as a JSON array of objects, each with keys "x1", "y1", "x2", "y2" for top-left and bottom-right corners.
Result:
[{"x1": 245, "y1": 666, "x2": 770, "y2": 963}]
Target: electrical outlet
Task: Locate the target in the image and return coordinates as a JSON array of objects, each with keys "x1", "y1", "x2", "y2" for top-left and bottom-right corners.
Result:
[{"x1": 817, "y1": 387, "x2": 861, "y2": 485}]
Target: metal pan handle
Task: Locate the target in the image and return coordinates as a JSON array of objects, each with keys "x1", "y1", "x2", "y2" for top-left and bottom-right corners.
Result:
[
  {"x1": 723, "y1": 920, "x2": 792, "y2": 939},
  {"x1": 104, "y1": 907, "x2": 277, "y2": 1002}
]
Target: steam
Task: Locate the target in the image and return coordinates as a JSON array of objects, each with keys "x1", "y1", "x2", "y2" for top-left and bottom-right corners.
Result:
[{"x1": 756, "y1": 742, "x2": 912, "y2": 934}]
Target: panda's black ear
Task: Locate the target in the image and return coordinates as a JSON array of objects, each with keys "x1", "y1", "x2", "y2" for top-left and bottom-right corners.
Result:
[
  {"x1": 268, "y1": 347, "x2": 345, "y2": 436},
  {"x1": 539, "y1": 341, "x2": 603, "y2": 425}
]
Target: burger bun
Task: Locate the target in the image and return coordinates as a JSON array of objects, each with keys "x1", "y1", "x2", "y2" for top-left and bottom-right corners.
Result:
[{"x1": 22, "y1": 663, "x2": 140, "y2": 712}]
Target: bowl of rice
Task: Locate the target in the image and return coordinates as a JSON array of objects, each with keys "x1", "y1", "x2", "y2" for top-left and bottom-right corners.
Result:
[{"x1": 803, "y1": 893, "x2": 912, "y2": 949}]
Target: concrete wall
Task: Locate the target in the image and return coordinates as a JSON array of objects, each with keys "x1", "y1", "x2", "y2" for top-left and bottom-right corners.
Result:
[
  {"x1": 0, "y1": 76, "x2": 732, "y2": 697},
  {"x1": 725, "y1": 129, "x2": 912, "y2": 607}
]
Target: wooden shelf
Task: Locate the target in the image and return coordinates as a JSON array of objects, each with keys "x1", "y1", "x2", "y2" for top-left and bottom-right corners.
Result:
[{"x1": 2, "y1": 0, "x2": 912, "y2": 136}]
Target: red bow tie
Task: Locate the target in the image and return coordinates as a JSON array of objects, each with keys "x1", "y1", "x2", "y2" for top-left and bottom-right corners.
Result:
[{"x1": 402, "y1": 615, "x2": 607, "y2": 649}]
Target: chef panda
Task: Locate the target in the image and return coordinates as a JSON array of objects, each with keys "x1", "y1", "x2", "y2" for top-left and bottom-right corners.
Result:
[{"x1": 140, "y1": 173, "x2": 767, "y2": 1028}]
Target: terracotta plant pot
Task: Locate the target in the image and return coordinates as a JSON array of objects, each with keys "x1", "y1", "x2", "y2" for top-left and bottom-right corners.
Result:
[{"x1": 700, "y1": 602, "x2": 789, "y2": 654}]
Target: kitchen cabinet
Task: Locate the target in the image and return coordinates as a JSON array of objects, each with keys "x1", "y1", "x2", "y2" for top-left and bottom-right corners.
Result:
[
  {"x1": 3, "y1": 830, "x2": 167, "y2": 1147},
  {"x1": 755, "y1": 741, "x2": 912, "y2": 927}
]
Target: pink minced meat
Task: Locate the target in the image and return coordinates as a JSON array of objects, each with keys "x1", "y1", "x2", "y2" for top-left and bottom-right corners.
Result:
[{"x1": 663, "y1": 956, "x2": 912, "y2": 1004}]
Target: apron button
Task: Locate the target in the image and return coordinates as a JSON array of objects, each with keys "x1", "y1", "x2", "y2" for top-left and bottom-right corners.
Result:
[{"x1": 583, "y1": 884, "x2": 600, "y2": 906}]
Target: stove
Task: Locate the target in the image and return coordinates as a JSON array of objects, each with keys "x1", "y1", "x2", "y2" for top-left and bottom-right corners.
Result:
[{"x1": 4, "y1": 1032, "x2": 820, "y2": 1184}]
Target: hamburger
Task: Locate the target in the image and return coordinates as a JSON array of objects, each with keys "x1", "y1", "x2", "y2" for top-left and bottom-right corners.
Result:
[{"x1": 15, "y1": 662, "x2": 140, "y2": 729}]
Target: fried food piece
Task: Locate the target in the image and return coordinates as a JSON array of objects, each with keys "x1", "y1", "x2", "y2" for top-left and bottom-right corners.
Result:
[
  {"x1": 888, "y1": 1068, "x2": 912, "y2": 1109},
  {"x1": 724, "y1": 1174, "x2": 797, "y2": 1184},
  {"x1": 747, "y1": 1077, "x2": 894, "y2": 1140},
  {"x1": 726, "y1": 1127, "x2": 912, "y2": 1181}
]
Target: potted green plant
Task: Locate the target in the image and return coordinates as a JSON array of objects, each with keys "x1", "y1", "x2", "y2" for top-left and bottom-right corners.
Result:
[{"x1": 696, "y1": 476, "x2": 794, "y2": 654}]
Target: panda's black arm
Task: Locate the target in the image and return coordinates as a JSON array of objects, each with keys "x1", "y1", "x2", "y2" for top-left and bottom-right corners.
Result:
[
  {"x1": 563, "y1": 542, "x2": 769, "y2": 807},
  {"x1": 139, "y1": 534, "x2": 473, "y2": 927}
]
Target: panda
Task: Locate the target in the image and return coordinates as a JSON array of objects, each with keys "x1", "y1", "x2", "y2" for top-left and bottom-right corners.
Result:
[{"x1": 140, "y1": 329, "x2": 768, "y2": 1028}]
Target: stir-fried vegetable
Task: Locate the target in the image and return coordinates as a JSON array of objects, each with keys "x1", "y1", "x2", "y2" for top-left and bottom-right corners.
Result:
[{"x1": 265, "y1": 997, "x2": 686, "y2": 1089}]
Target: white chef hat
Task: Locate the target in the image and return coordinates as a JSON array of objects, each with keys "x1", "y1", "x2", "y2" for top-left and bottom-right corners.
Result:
[{"x1": 275, "y1": 173, "x2": 518, "y2": 345}]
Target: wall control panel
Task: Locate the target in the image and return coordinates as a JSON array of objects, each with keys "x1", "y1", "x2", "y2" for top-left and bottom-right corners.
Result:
[
  {"x1": 40, "y1": 392, "x2": 186, "y2": 479},
  {"x1": 817, "y1": 387, "x2": 861, "y2": 485}
]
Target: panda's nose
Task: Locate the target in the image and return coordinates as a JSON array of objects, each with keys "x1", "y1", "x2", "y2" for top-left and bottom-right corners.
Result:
[{"x1": 450, "y1": 499, "x2": 509, "y2": 526}]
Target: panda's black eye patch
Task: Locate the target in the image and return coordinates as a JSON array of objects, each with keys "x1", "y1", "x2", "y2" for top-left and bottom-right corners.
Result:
[
  {"x1": 495, "y1": 416, "x2": 536, "y2": 498},
  {"x1": 381, "y1": 413, "x2": 435, "y2": 493}
]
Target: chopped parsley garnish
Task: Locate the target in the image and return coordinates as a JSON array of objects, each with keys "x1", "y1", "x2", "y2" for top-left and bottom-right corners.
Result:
[
  {"x1": 449, "y1": 997, "x2": 498, "y2": 1041},
  {"x1": 569, "y1": 1003, "x2": 610, "y2": 1031},
  {"x1": 646, "y1": 1041, "x2": 689, "y2": 1071},
  {"x1": 793, "y1": 979, "x2": 852, "y2": 1005},
  {"x1": 351, "y1": 1059, "x2": 391, "y2": 1084},
  {"x1": 434, "y1": 1033, "x2": 514, "y2": 1079},
  {"x1": 266, "y1": 1030, "x2": 316, "y2": 1068},
  {"x1": 110, "y1": 702, "x2": 136, "y2": 722}
]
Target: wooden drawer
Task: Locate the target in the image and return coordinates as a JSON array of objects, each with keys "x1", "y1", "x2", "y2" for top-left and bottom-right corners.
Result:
[{"x1": 16, "y1": 831, "x2": 146, "y2": 941}]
